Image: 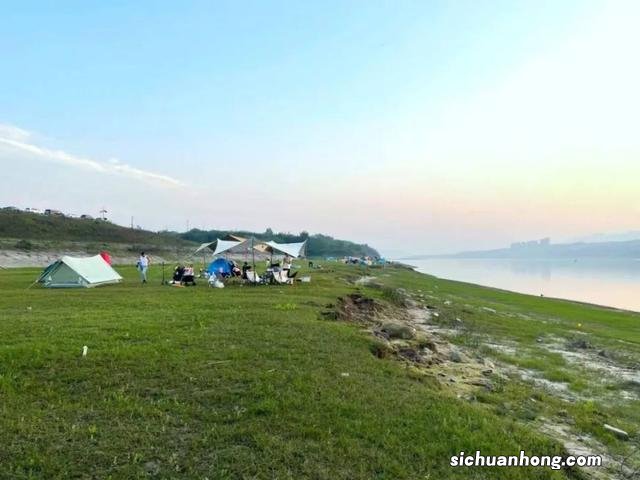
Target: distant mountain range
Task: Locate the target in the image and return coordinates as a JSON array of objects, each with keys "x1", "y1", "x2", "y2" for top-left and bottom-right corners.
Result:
[{"x1": 406, "y1": 237, "x2": 640, "y2": 260}]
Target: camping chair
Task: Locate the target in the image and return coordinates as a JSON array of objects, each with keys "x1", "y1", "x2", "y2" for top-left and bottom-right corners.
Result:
[
  {"x1": 273, "y1": 270, "x2": 293, "y2": 285},
  {"x1": 245, "y1": 270, "x2": 263, "y2": 284}
]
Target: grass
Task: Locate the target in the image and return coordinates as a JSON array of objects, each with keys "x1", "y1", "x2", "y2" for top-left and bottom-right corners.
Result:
[{"x1": 2, "y1": 261, "x2": 638, "y2": 478}]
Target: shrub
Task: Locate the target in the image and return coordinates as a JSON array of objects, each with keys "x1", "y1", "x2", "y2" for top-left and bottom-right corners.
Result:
[{"x1": 14, "y1": 239, "x2": 33, "y2": 251}]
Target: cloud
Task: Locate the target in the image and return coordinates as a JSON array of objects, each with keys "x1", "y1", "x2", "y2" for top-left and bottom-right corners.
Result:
[
  {"x1": 0, "y1": 124, "x2": 185, "y2": 188},
  {"x1": 0, "y1": 123, "x2": 31, "y2": 142}
]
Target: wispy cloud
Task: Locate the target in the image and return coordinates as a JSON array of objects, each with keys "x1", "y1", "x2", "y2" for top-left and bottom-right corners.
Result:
[{"x1": 0, "y1": 124, "x2": 185, "y2": 188}]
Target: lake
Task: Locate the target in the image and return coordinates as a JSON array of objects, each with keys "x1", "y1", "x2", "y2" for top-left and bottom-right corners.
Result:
[{"x1": 408, "y1": 258, "x2": 640, "y2": 312}]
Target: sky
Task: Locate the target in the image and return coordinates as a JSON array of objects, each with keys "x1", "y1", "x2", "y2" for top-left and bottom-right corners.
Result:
[{"x1": 1, "y1": 0, "x2": 639, "y2": 257}]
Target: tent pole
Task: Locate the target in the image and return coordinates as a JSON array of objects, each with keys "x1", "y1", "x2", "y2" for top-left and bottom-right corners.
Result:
[{"x1": 251, "y1": 237, "x2": 256, "y2": 282}]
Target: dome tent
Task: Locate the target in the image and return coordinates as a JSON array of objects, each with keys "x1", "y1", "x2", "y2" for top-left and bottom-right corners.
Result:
[{"x1": 207, "y1": 258, "x2": 232, "y2": 276}]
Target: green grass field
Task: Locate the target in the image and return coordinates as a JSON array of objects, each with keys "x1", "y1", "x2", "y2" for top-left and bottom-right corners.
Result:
[{"x1": 1, "y1": 261, "x2": 638, "y2": 479}]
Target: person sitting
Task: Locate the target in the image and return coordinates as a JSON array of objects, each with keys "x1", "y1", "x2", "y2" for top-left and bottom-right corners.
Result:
[
  {"x1": 231, "y1": 262, "x2": 242, "y2": 277},
  {"x1": 172, "y1": 265, "x2": 185, "y2": 284},
  {"x1": 181, "y1": 265, "x2": 196, "y2": 286}
]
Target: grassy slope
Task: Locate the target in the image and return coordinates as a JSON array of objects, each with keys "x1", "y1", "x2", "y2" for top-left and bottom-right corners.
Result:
[
  {"x1": 3, "y1": 263, "x2": 633, "y2": 479},
  {"x1": 0, "y1": 211, "x2": 186, "y2": 246}
]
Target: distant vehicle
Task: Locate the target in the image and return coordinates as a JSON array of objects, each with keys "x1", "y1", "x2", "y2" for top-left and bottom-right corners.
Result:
[
  {"x1": 25, "y1": 207, "x2": 43, "y2": 214},
  {"x1": 80, "y1": 214, "x2": 94, "y2": 220},
  {"x1": 44, "y1": 209, "x2": 64, "y2": 216}
]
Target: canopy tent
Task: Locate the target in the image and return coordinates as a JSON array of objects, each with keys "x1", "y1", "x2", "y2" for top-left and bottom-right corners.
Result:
[
  {"x1": 38, "y1": 255, "x2": 122, "y2": 288},
  {"x1": 207, "y1": 258, "x2": 232, "y2": 276},
  {"x1": 263, "y1": 240, "x2": 307, "y2": 258},
  {"x1": 194, "y1": 238, "x2": 248, "y2": 256}
]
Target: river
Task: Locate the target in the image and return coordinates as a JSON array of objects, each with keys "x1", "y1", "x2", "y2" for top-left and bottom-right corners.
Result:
[{"x1": 408, "y1": 258, "x2": 640, "y2": 312}]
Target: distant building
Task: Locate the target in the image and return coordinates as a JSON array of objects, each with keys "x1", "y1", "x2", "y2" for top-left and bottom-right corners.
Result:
[
  {"x1": 510, "y1": 238, "x2": 552, "y2": 249},
  {"x1": 44, "y1": 209, "x2": 64, "y2": 216}
]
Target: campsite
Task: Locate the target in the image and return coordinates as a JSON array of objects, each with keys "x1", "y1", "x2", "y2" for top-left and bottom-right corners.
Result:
[
  {"x1": 3, "y1": 2, "x2": 640, "y2": 478},
  {"x1": 2, "y1": 253, "x2": 640, "y2": 478}
]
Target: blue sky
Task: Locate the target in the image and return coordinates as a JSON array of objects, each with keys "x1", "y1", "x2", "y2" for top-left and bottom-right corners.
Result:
[{"x1": 2, "y1": 1, "x2": 638, "y2": 256}]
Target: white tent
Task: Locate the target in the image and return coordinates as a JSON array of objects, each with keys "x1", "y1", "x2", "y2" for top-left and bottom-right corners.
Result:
[
  {"x1": 264, "y1": 240, "x2": 307, "y2": 258},
  {"x1": 38, "y1": 255, "x2": 122, "y2": 288}
]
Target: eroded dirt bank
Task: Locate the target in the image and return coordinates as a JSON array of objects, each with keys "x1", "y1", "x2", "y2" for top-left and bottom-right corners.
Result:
[{"x1": 330, "y1": 280, "x2": 639, "y2": 480}]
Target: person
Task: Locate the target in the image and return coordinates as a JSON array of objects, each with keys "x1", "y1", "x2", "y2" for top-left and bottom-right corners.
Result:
[
  {"x1": 241, "y1": 261, "x2": 251, "y2": 279},
  {"x1": 172, "y1": 265, "x2": 184, "y2": 284},
  {"x1": 282, "y1": 255, "x2": 292, "y2": 273},
  {"x1": 138, "y1": 252, "x2": 150, "y2": 283},
  {"x1": 182, "y1": 264, "x2": 196, "y2": 286},
  {"x1": 230, "y1": 261, "x2": 242, "y2": 277}
]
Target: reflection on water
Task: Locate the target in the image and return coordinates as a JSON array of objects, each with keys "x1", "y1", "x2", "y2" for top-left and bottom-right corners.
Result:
[{"x1": 408, "y1": 258, "x2": 640, "y2": 312}]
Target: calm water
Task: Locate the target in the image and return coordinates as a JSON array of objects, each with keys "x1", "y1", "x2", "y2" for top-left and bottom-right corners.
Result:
[{"x1": 408, "y1": 258, "x2": 640, "y2": 312}]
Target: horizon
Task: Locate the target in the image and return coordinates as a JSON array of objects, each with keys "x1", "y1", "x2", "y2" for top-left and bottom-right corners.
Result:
[{"x1": 2, "y1": 1, "x2": 639, "y2": 258}]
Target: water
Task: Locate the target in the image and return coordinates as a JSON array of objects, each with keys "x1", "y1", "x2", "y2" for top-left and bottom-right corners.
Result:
[{"x1": 408, "y1": 258, "x2": 640, "y2": 312}]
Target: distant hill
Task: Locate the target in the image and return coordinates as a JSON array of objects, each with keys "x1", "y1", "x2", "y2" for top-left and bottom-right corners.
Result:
[
  {"x1": 181, "y1": 229, "x2": 379, "y2": 258},
  {"x1": 0, "y1": 209, "x2": 379, "y2": 258},
  {"x1": 407, "y1": 238, "x2": 640, "y2": 259}
]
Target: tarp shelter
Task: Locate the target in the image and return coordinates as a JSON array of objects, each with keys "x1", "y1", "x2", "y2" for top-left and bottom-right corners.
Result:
[
  {"x1": 194, "y1": 238, "x2": 249, "y2": 256},
  {"x1": 264, "y1": 240, "x2": 307, "y2": 258},
  {"x1": 207, "y1": 258, "x2": 232, "y2": 276},
  {"x1": 38, "y1": 255, "x2": 122, "y2": 288}
]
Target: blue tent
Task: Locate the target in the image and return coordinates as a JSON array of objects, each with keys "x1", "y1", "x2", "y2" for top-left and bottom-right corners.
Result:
[{"x1": 207, "y1": 258, "x2": 232, "y2": 276}]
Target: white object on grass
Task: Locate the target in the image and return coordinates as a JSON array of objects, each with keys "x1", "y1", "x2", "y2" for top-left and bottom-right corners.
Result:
[{"x1": 82, "y1": 346, "x2": 88, "y2": 357}]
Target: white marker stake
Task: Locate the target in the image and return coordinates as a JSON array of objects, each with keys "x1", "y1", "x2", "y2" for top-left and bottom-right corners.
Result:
[{"x1": 82, "y1": 346, "x2": 88, "y2": 357}]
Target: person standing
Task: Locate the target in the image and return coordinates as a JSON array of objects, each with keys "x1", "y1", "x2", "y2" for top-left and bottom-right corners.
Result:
[
  {"x1": 282, "y1": 255, "x2": 292, "y2": 273},
  {"x1": 138, "y1": 252, "x2": 150, "y2": 283}
]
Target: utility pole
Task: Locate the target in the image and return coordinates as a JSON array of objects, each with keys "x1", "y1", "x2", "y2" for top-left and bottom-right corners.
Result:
[
  {"x1": 99, "y1": 207, "x2": 108, "y2": 221},
  {"x1": 131, "y1": 216, "x2": 134, "y2": 229}
]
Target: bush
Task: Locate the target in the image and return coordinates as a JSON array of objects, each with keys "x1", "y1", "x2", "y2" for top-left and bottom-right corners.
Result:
[{"x1": 14, "y1": 239, "x2": 33, "y2": 251}]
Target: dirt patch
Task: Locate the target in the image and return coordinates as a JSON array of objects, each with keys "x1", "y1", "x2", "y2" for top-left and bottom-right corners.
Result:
[{"x1": 336, "y1": 293, "x2": 379, "y2": 322}]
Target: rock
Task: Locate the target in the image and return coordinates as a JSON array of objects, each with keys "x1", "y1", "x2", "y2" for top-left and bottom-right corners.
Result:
[
  {"x1": 444, "y1": 300, "x2": 452, "y2": 306},
  {"x1": 597, "y1": 349, "x2": 608, "y2": 358},
  {"x1": 448, "y1": 377, "x2": 456, "y2": 383},
  {"x1": 144, "y1": 461, "x2": 161, "y2": 476},
  {"x1": 536, "y1": 337, "x2": 544, "y2": 343},
  {"x1": 567, "y1": 339, "x2": 591, "y2": 349},
  {"x1": 483, "y1": 359, "x2": 495, "y2": 369},
  {"x1": 603, "y1": 424, "x2": 629, "y2": 440},
  {"x1": 482, "y1": 369, "x2": 493, "y2": 376},
  {"x1": 381, "y1": 322, "x2": 415, "y2": 340},
  {"x1": 468, "y1": 379, "x2": 493, "y2": 391},
  {"x1": 449, "y1": 349, "x2": 467, "y2": 363},
  {"x1": 482, "y1": 307, "x2": 497, "y2": 314},
  {"x1": 455, "y1": 318, "x2": 464, "y2": 327}
]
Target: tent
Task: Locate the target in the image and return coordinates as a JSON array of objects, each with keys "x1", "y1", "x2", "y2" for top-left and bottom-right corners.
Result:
[
  {"x1": 194, "y1": 238, "x2": 250, "y2": 256},
  {"x1": 264, "y1": 240, "x2": 307, "y2": 258},
  {"x1": 207, "y1": 258, "x2": 232, "y2": 276},
  {"x1": 38, "y1": 255, "x2": 122, "y2": 288}
]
